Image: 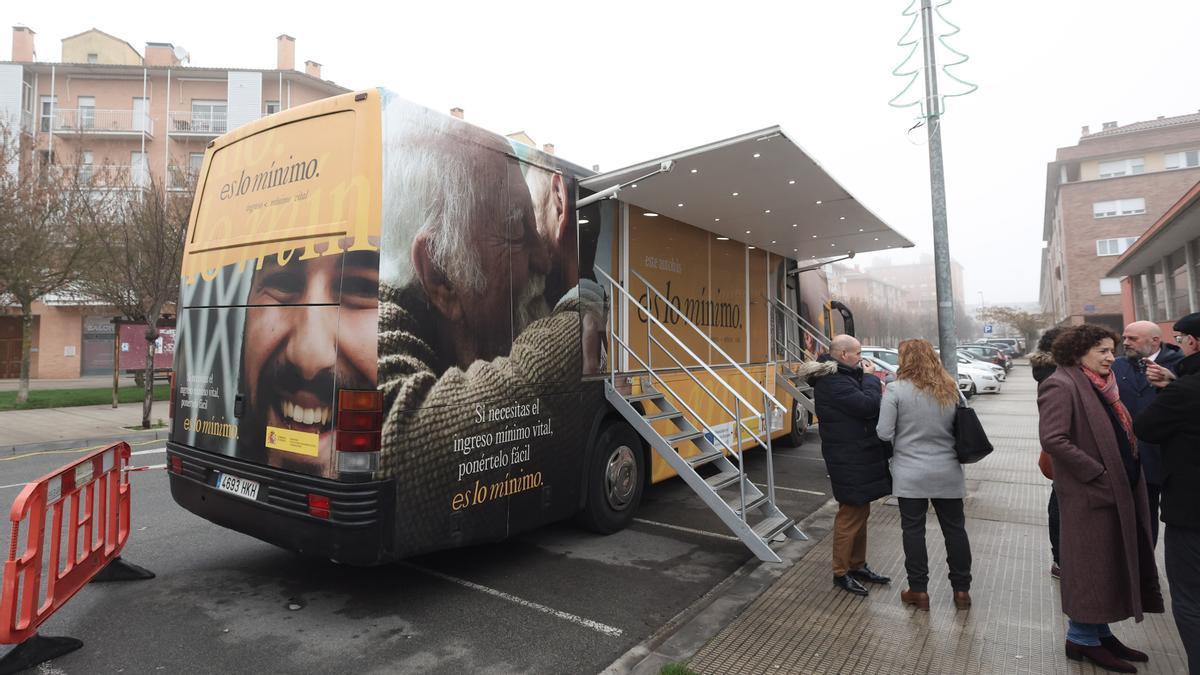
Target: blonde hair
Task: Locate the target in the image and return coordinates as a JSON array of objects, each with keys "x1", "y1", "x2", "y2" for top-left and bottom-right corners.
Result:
[{"x1": 896, "y1": 339, "x2": 958, "y2": 407}]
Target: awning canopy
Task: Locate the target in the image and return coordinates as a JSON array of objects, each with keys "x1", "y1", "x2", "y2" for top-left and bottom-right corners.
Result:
[{"x1": 580, "y1": 126, "x2": 913, "y2": 261}]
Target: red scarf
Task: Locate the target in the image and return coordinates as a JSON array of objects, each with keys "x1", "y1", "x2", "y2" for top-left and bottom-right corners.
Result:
[{"x1": 1081, "y1": 366, "x2": 1138, "y2": 458}]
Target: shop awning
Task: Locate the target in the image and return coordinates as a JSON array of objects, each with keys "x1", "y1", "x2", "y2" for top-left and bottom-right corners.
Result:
[{"x1": 580, "y1": 126, "x2": 913, "y2": 261}]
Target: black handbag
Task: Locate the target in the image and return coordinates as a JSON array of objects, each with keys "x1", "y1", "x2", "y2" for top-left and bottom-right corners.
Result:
[{"x1": 954, "y1": 396, "x2": 993, "y2": 464}]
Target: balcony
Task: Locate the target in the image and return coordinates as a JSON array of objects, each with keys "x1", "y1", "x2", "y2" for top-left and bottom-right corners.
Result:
[
  {"x1": 167, "y1": 165, "x2": 199, "y2": 192},
  {"x1": 53, "y1": 164, "x2": 149, "y2": 191},
  {"x1": 50, "y1": 109, "x2": 154, "y2": 138},
  {"x1": 168, "y1": 111, "x2": 227, "y2": 137}
]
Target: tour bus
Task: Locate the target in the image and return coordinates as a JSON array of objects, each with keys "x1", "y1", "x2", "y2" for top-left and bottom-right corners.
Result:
[{"x1": 165, "y1": 89, "x2": 911, "y2": 564}]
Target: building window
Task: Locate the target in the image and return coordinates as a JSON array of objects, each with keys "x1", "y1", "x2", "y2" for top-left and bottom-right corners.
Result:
[
  {"x1": 40, "y1": 96, "x2": 56, "y2": 132},
  {"x1": 86, "y1": 53, "x2": 98, "y2": 64},
  {"x1": 79, "y1": 150, "x2": 93, "y2": 183},
  {"x1": 1096, "y1": 237, "x2": 1139, "y2": 256},
  {"x1": 1165, "y1": 150, "x2": 1200, "y2": 170},
  {"x1": 264, "y1": 101, "x2": 280, "y2": 115},
  {"x1": 1098, "y1": 157, "x2": 1144, "y2": 178},
  {"x1": 1099, "y1": 278, "x2": 1123, "y2": 295},
  {"x1": 188, "y1": 152, "x2": 204, "y2": 179},
  {"x1": 191, "y1": 100, "x2": 227, "y2": 133},
  {"x1": 1093, "y1": 198, "x2": 1146, "y2": 218},
  {"x1": 78, "y1": 96, "x2": 95, "y2": 129}
]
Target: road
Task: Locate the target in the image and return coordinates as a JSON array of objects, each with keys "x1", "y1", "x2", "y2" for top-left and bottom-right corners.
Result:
[{"x1": 0, "y1": 425, "x2": 833, "y2": 672}]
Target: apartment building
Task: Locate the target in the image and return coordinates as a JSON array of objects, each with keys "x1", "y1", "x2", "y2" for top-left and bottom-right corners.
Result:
[
  {"x1": 0, "y1": 26, "x2": 349, "y2": 379},
  {"x1": 1039, "y1": 111, "x2": 1200, "y2": 331},
  {"x1": 866, "y1": 253, "x2": 965, "y2": 316}
]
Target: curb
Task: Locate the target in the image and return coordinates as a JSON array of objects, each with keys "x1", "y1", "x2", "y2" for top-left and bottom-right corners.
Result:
[
  {"x1": 2, "y1": 430, "x2": 170, "y2": 457},
  {"x1": 602, "y1": 497, "x2": 840, "y2": 675}
]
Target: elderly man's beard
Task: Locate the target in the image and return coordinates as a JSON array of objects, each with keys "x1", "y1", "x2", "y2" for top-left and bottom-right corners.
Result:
[{"x1": 514, "y1": 273, "x2": 551, "y2": 333}]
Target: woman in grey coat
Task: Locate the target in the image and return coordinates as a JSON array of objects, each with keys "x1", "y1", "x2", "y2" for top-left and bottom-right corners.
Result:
[{"x1": 876, "y1": 339, "x2": 972, "y2": 612}]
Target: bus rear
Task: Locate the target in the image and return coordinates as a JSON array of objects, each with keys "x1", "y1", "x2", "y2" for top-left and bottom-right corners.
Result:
[{"x1": 166, "y1": 91, "x2": 392, "y2": 564}]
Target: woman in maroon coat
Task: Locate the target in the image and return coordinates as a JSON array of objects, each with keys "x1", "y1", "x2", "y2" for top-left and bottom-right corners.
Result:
[{"x1": 1039, "y1": 324, "x2": 1164, "y2": 673}]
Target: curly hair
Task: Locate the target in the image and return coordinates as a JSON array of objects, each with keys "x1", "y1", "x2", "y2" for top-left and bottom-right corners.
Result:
[
  {"x1": 1051, "y1": 324, "x2": 1119, "y2": 366},
  {"x1": 896, "y1": 338, "x2": 958, "y2": 407},
  {"x1": 1037, "y1": 327, "x2": 1064, "y2": 354}
]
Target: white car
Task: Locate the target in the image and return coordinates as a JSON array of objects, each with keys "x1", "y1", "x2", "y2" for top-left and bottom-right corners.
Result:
[
  {"x1": 957, "y1": 349, "x2": 1006, "y2": 382},
  {"x1": 956, "y1": 356, "x2": 1001, "y2": 395}
]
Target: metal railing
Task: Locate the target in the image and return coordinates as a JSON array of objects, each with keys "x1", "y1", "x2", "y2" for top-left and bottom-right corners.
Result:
[
  {"x1": 51, "y1": 164, "x2": 147, "y2": 189},
  {"x1": 168, "y1": 111, "x2": 227, "y2": 135},
  {"x1": 51, "y1": 109, "x2": 153, "y2": 135},
  {"x1": 596, "y1": 267, "x2": 787, "y2": 512}
]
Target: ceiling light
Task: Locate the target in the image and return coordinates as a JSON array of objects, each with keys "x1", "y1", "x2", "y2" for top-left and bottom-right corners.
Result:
[
  {"x1": 874, "y1": 237, "x2": 879, "y2": 241},
  {"x1": 745, "y1": 230, "x2": 751, "y2": 234},
  {"x1": 794, "y1": 248, "x2": 799, "y2": 252},
  {"x1": 714, "y1": 218, "x2": 721, "y2": 222},
  {"x1": 579, "y1": 218, "x2": 590, "y2": 224},
  {"x1": 677, "y1": 203, "x2": 684, "y2": 207},
  {"x1": 788, "y1": 180, "x2": 796, "y2": 185},
  {"x1": 716, "y1": 236, "x2": 730, "y2": 241},
  {"x1": 771, "y1": 240, "x2": 777, "y2": 244},
  {"x1": 632, "y1": 184, "x2": 638, "y2": 188},
  {"x1": 732, "y1": 192, "x2": 739, "y2": 196},
  {"x1": 643, "y1": 212, "x2": 658, "y2": 217},
  {"x1": 748, "y1": 246, "x2": 756, "y2": 250},
  {"x1": 753, "y1": 153, "x2": 761, "y2": 158},
  {"x1": 839, "y1": 216, "x2": 845, "y2": 220},
  {"x1": 792, "y1": 223, "x2": 798, "y2": 228},
  {"x1": 858, "y1": 228, "x2": 864, "y2": 232},
  {"x1": 764, "y1": 209, "x2": 771, "y2": 214},
  {"x1": 830, "y1": 243, "x2": 836, "y2": 247},
  {"x1": 815, "y1": 200, "x2": 823, "y2": 205},
  {"x1": 690, "y1": 169, "x2": 698, "y2": 174},
  {"x1": 811, "y1": 234, "x2": 818, "y2": 239}
]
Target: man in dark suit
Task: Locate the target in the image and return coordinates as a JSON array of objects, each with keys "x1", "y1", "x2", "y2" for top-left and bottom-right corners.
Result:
[
  {"x1": 1113, "y1": 320, "x2": 1184, "y2": 545},
  {"x1": 1135, "y1": 312, "x2": 1200, "y2": 674}
]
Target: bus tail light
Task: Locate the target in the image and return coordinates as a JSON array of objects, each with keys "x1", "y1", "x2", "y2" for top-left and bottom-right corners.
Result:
[{"x1": 334, "y1": 389, "x2": 382, "y2": 474}]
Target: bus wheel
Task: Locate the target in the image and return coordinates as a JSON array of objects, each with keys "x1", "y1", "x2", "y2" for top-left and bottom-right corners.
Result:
[
  {"x1": 781, "y1": 400, "x2": 810, "y2": 448},
  {"x1": 581, "y1": 420, "x2": 644, "y2": 534}
]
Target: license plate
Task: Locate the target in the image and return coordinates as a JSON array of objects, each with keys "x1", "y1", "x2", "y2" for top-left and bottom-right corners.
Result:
[{"x1": 215, "y1": 472, "x2": 260, "y2": 501}]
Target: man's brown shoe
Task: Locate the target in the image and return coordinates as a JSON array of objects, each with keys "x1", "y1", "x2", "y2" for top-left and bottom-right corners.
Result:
[
  {"x1": 1100, "y1": 635, "x2": 1149, "y2": 662},
  {"x1": 953, "y1": 591, "x2": 972, "y2": 610},
  {"x1": 900, "y1": 589, "x2": 929, "y2": 611},
  {"x1": 1065, "y1": 641, "x2": 1137, "y2": 673}
]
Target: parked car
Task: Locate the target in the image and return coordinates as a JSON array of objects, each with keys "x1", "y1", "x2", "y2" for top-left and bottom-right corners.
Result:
[
  {"x1": 861, "y1": 346, "x2": 899, "y2": 368},
  {"x1": 864, "y1": 355, "x2": 897, "y2": 384},
  {"x1": 959, "y1": 343, "x2": 1011, "y2": 371},
  {"x1": 936, "y1": 348, "x2": 1003, "y2": 395},
  {"x1": 983, "y1": 337, "x2": 1024, "y2": 355},
  {"x1": 958, "y1": 372, "x2": 975, "y2": 399},
  {"x1": 957, "y1": 348, "x2": 1007, "y2": 382}
]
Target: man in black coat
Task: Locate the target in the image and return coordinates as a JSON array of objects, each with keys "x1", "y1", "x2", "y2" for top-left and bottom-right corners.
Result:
[
  {"x1": 1113, "y1": 320, "x2": 1185, "y2": 545},
  {"x1": 797, "y1": 334, "x2": 892, "y2": 596},
  {"x1": 1134, "y1": 312, "x2": 1200, "y2": 673}
]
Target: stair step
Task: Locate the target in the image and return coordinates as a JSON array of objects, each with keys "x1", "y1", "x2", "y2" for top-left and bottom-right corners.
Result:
[
  {"x1": 705, "y1": 470, "x2": 741, "y2": 492},
  {"x1": 665, "y1": 429, "x2": 705, "y2": 445},
  {"x1": 625, "y1": 390, "x2": 664, "y2": 402},
  {"x1": 752, "y1": 515, "x2": 794, "y2": 541},
  {"x1": 643, "y1": 410, "x2": 683, "y2": 423},
  {"x1": 724, "y1": 492, "x2": 768, "y2": 516},
  {"x1": 686, "y1": 448, "x2": 724, "y2": 468}
]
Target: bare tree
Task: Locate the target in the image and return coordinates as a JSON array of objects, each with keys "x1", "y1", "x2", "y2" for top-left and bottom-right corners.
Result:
[
  {"x1": 979, "y1": 306, "x2": 1050, "y2": 352},
  {"x1": 0, "y1": 125, "x2": 94, "y2": 404},
  {"x1": 77, "y1": 169, "x2": 191, "y2": 428}
]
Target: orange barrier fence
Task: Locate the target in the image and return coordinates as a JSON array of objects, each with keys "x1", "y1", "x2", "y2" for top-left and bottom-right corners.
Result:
[{"x1": 0, "y1": 442, "x2": 132, "y2": 644}]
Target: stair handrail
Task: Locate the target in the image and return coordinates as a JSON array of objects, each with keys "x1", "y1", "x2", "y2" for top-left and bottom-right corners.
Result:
[
  {"x1": 775, "y1": 330, "x2": 814, "y2": 365},
  {"x1": 623, "y1": 268, "x2": 788, "y2": 418},
  {"x1": 771, "y1": 297, "x2": 832, "y2": 350},
  {"x1": 596, "y1": 267, "x2": 776, "y2": 451},
  {"x1": 608, "y1": 330, "x2": 743, "y2": 457}
]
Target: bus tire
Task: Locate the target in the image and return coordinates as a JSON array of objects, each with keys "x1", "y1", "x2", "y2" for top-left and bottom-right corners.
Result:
[
  {"x1": 580, "y1": 420, "x2": 644, "y2": 534},
  {"x1": 781, "y1": 400, "x2": 810, "y2": 448}
]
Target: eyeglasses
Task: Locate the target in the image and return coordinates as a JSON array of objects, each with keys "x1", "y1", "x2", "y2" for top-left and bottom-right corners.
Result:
[{"x1": 1175, "y1": 334, "x2": 1194, "y2": 344}]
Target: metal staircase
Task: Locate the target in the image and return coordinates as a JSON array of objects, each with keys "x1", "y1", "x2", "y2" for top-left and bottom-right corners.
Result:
[
  {"x1": 771, "y1": 298, "x2": 831, "y2": 420},
  {"x1": 595, "y1": 268, "x2": 806, "y2": 563}
]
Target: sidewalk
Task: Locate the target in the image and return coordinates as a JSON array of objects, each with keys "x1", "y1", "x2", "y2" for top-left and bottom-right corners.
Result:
[
  {"x1": 0, "y1": 374, "x2": 139, "y2": 391},
  {"x1": 673, "y1": 367, "x2": 1187, "y2": 673},
  {"x1": 0, "y1": 400, "x2": 170, "y2": 454}
]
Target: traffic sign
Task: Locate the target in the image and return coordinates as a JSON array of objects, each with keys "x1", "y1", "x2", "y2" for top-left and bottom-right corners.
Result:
[{"x1": 983, "y1": 324, "x2": 994, "y2": 334}]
